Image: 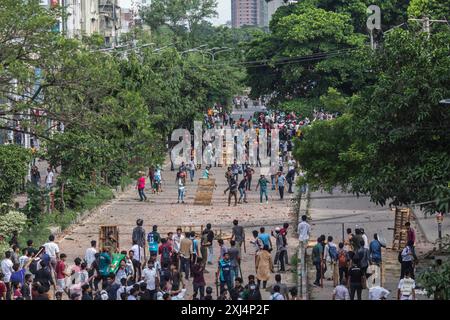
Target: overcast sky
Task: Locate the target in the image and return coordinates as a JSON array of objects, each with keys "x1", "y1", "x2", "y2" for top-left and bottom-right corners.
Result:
[{"x1": 118, "y1": 0, "x2": 231, "y2": 25}]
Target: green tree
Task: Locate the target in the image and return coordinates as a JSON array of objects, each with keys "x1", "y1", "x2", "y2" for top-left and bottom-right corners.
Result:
[
  {"x1": 0, "y1": 145, "x2": 30, "y2": 204},
  {"x1": 295, "y1": 29, "x2": 450, "y2": 213}
]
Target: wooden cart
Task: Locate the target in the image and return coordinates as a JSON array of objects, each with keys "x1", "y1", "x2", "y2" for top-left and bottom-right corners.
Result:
[{"x1": 99, "y1": 225, "x2": 120, "y2": 253}]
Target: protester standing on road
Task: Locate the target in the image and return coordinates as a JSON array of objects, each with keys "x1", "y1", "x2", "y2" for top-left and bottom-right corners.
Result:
[
  {"x1": 176, "y1": 170, "x2": 186, "y2": 204},
  {"x1": 231, "y1": 220, "x2": 245, "y2": 255},
  {"x1": 337, "y1": 242, "x2": 349, "y2": 285},
  {"x1": 312, "y1": 237, "x2": 324, "y2": 287},
  {"x1": 188, "y1": 157, "x2": 196, "y2": 182},
  {"x1": 274, "y1": 227, "x2": 287, "y2": 272},
  {"x1": 147, "y1": 225, "x2": 161, "y2": 257},
  {"x1": 256, "y1": 174, "x2": 269, "y2": 203},
  {"x1": 279, "y1": 223, "x2": 290, "y2": 266},
  {"x1": 245, "y1": 166, "x2": 254, "y2": 190},
  {"x1": 324, "y1": 236, "x2": 338, "y2": 283},
  {"x1": 405, "y1": 222, "x2": 417, "y2": 261},
  {"x1": 201, "y1": 224, "x2": 214, "y2": 266},
  {"x1": 357, "y1": 240, "x2": 370, "y2": 277},
  {"x1": 231, "y1": 159, "x2": 240, "y2": 181},
  {"x1": 224, "y1": 177, "x2": 238, "y2": 206},
  {"x1": 277, "y1": 171, "x2": 286, "y2": 200},
  {"x1": 256, "y1": 245, "x2": 273, "y2": 289},
  {"x1": 179, "y1": 233, "x2": 192, "y2": 280},
  {"x1": 132, "y1": 219, "x2": 146, "y2": 263},
  {"x1": 218, "y1": 252, "x2": 234, "y2": 293},
  {"x1": 348, "y1": 258, "x2": 364, "y2": 300},
  {"x1": 136, "y1": 172, "x2": 147, "y2": 202},
  {"x1": 43, "y1": 235, "x2": 60, "y2": 271},
  {"x1": 369, "y1": 234, "x2": 382, "y2": 265},
  {"x1": 238, "y1": 176, "x2": 248, "y2": 203},
  {"x1": 400, "y1": 240, "x2": 416, "y2": 279},
  {"x1": 297, "y1": 215, "x2": 311, "y2": 246},
  {"x1": 397, "y1": 271, "x2": 416, "y2": 300},
  {"x1": 192, "y1": 257, "x2": 205, "y2": 299},
  {"x1": 228, "y1": 240, "x2": 240, "y2": 279},
  {"x1": 1, "y1": 251, "x2": 14, "y2": 300}
]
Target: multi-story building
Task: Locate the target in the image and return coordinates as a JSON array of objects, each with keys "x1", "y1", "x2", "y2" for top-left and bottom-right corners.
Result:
[
  {"x1": 99, "y1": 0, "x2": 121, "y2": 46},
  {"x1": 231, "y1": 0, "x2": 287, "y2": 29},
  {"x1": 231, "y1": 0, "x2": 261, "y2": 28},
  {"x1": 39, "y1": 1, "x2": 120, "y2": 45},
  {"x1": 80, "y1": 0, "x2": 100, "y2": 36}
]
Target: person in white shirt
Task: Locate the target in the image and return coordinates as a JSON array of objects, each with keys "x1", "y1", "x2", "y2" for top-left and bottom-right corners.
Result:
[
  {"x1": 332, "y1": 280, "x2": 350, "y2": 300},
  {"x1": 19, "y1": 249, "x2": 30, "y2": 270},
  {"x1": 369, "y1": 286, "x2": 390, "y2": 300},
  {"x1": 323, "y1": 236, "x2": 338, "y2": 281},
  {"x1": 361, "y1": 228, "x2": 369, "y2": 249},
  {"x1": 288, "y1": 158, "x2": 296, "y2": 172},
  {"x1": 130, "y1": 242, "x2": 144, "y2": 265},
  {"x1": 169, "y1": 287, "x2": 187, "y2": 300},
  {"x1": 297, "y1": 215, "x2": 311, "y2": 245},
  {"x1": 45, "y1": 167, "x2": 54, "y2": 190},
  {"x1": 188, "y1": 158, "x2": 196, "y2": 182},
  {"x1": 397, "y1": 271, "x2": 416, "y2": 300},
  {"x1": 271, "y1": 285, "x2": 285, "y2": 300},
  {"x1": 84, "y1": 240, "x2": 97, "y2": 268},
  {"x1": 1, "y1": 251, "x2": 14, "y2": 299},
  {"x1": 173, "y1": 228, "x2": 184, "y2": 263},
  {"x1": 142, "y1": 261, "x2": 159, "y2": 296},
  {"x1": 43, "y1": 234, "x2": 59, "y2": 269}
]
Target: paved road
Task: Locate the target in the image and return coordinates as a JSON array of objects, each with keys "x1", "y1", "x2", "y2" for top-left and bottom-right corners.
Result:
[{"x1": 56, "y1": 158, "x2": 298, "y2": 299}]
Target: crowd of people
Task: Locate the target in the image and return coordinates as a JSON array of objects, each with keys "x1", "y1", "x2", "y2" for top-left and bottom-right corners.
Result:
[
  {"x1": 304, "y1": 219, "x2": 420, "y2": 300},
  {"x1": 0, "y1": 217, "x2": 300, "y2": 301}
]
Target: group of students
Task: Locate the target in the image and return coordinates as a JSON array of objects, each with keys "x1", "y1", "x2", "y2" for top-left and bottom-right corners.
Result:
[{"x1": 309, "y1": 222, "x2": 420, "y2": 300}]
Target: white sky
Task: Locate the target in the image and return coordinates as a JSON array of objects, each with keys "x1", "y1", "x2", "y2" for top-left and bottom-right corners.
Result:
[{"x1": 118, "y1": 0, "x2": 231, "y2": 25}]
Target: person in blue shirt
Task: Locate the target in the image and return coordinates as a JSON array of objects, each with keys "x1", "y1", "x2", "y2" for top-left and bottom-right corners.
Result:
[
  {"x1": 147, "y1": 225, "x2": 161, "y2": 256},
  {"x1": 217, "y1": 252, "x2": 234, "y2": 294},
  {"x1": 369, "y1": 233, "x2": 383, "y2": 265},
  {"x1": 257, "y1": 227, "x2": 272, "y2": 251}
]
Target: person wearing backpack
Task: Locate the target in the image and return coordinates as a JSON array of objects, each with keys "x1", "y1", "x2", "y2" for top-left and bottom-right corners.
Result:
[
  {"x1": 337, "y1": 242, "x2": 349, "y2": 285},
  {"x1": 158, "y1": 238, "x2": 173, "y2": 268},
  {"x1": 323, "y1": 236, "x2": 338, "y2": 283}
]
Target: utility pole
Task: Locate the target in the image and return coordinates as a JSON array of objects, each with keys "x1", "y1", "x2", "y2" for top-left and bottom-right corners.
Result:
[{"x1": 409, "y1": 17, "x2": 448, "y2": 39}]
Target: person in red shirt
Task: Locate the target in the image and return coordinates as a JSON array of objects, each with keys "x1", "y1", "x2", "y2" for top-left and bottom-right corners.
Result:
[
  {"x1": 405, "y1": 222, "x2": 418, "y2": 262},
  {"x1": 405, "y1": 222, "x2": 416, "y2": 245},
  {"x1": 0, "y1": 273, "x2": 7, "y2": 300},
  {"x1": 136, "y1": 171, "x2": 147, "y2": 202},
  {"x1": 158, "y1": 238, "x2": 173, "y2": 267},
  {"x1": 55, "y1": 253, "x2": 69, "y2": 295}
]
